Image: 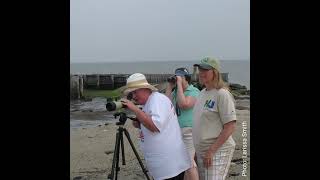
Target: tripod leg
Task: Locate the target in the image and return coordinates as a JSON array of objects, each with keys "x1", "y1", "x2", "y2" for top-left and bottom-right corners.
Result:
[
  {"x1": 115, "y1": 131, "x2": 122, "y2": 180},
  {"x1": 123, "y1": 129, "x2": 151, "y2": 180},
  {"x1": 120, "y1": 129, "x2": 126, "y2": 165},
  {"x1": 108, "y1": 131, "x2": 120, "y2": 180}
]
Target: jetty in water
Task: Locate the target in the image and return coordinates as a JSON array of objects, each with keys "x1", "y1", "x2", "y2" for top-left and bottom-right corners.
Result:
[{"x1": 70, "y1": 73, "x2": 230, "y2": 99}]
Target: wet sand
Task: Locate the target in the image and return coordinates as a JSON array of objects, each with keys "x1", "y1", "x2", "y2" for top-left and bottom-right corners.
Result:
[{"x1": 70, "y1": 99, "x2": 250, "y2": 180}]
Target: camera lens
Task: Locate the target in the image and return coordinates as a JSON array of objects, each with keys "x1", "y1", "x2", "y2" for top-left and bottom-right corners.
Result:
[
  {"x1": 106, "y1": 101, "x2": 125, "y2": 111},
  {"x1": 106, "y1": 102, "x2": 117, "y2": 111}
]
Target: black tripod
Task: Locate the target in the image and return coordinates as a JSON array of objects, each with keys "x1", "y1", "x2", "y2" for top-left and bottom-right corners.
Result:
[{"x1": 107, "y1": 112, "x2": 151, "y2": 180}]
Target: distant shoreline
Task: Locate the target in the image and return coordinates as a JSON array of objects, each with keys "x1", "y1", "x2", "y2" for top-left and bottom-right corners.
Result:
[{"x1": 70, "y1": 60, "x2": 250, "y2": 89}]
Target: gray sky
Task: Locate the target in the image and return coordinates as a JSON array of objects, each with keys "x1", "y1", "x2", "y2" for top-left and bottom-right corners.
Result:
[{"x1": 70, "y1": 0, "x2": 250, "y2": 63}]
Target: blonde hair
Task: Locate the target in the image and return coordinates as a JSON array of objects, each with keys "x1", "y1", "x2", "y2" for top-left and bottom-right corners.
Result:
[
  {"x1": 212, "y1": 68, "x2": 229, "y2": 91},
  {"x1": 212, "y1": 69, "x2": 236, "y2": 101}
]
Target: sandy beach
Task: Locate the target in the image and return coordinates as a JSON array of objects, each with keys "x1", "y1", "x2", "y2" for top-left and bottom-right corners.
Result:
[{"x1": 70, "y1": 99, "x2": 250, "y2": 180}]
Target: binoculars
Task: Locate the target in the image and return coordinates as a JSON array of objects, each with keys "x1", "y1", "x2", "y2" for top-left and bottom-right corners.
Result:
[{"x1": 167, "y1": 76, "x2": 176, "y2": 83}]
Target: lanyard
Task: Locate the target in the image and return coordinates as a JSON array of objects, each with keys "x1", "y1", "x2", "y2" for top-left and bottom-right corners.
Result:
[{"x1": 173, "y1": 89, "x2": 181, "y2": 116}]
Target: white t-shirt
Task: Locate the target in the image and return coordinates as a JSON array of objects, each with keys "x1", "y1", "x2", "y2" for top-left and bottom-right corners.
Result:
[
  {"x1": 139, "y1": 92, "x2": 191, "y2": 180},
  {"x1": 192, "y1": 88, "x2": 237, "y2": 155}
]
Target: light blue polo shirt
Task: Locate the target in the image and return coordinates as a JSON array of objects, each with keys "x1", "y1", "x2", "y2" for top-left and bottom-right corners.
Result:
[{"x1": 172, "y1": 84, "x2": 200, "y2": 127}]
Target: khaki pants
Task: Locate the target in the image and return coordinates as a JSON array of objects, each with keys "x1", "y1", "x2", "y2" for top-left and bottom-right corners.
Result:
[
  {"x1": 181, "y1": 127, "x2": 196, "y2": 167},
  {"x1": 196, "y1": 147, "x2": 234, "y2": 180}
]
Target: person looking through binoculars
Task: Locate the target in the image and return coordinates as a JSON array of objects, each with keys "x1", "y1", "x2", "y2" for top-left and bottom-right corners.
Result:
[
  {"x1": 165, "y1": 68, "x2": 200, "y2": 180},
  {"x1": 120, "y1": 73, "x2": 191, "y2": 180}
]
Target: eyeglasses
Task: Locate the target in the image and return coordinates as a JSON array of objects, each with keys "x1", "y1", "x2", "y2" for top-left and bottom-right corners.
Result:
[{"x1": 131, "y1": 91, "x2": 137, "y2": 95}]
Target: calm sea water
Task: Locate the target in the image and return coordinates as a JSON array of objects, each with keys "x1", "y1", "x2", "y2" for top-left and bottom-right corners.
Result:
[{"x1": 70, "y1": 60, "x2": 250, "y2": 89}]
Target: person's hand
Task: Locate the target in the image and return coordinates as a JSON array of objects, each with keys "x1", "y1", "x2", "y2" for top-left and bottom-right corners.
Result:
[
  {"x1": 202, "y1": 149, "x2": 214, "y2": 168},
  {"x1": 176, "y1": 76, "x2": 183, "y2": 85},
  {"x1": 132, "y1": 120, "x2": 141, "y2": 129},
  {"x1": 121, "y1": 99, "x2": 138, "y2": 112}
]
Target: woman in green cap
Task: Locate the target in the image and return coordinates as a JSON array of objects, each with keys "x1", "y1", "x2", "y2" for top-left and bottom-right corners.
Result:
[{"x1": 192, "y1": 57, "x2": 237, "y2": 180}]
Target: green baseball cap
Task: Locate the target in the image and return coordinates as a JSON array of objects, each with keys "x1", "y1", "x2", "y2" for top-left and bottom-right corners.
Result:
[{"x1": 194, "y1": 57, "x2": 220, "y2": 71}]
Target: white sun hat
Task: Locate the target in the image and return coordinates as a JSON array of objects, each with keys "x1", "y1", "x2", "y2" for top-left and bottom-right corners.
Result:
[{"x1": 122, "y1": 73, "x2": 158, "y2": 95}]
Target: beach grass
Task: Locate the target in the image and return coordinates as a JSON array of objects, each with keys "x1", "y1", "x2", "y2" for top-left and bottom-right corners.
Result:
[{"x1": 83, "y1": 89, "x2": 121, "y2": 99}]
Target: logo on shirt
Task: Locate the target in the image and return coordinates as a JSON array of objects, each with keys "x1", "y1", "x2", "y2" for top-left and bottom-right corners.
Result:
[{"x1": 204, "y1": 99, "x2": 215, "y2": 109}]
